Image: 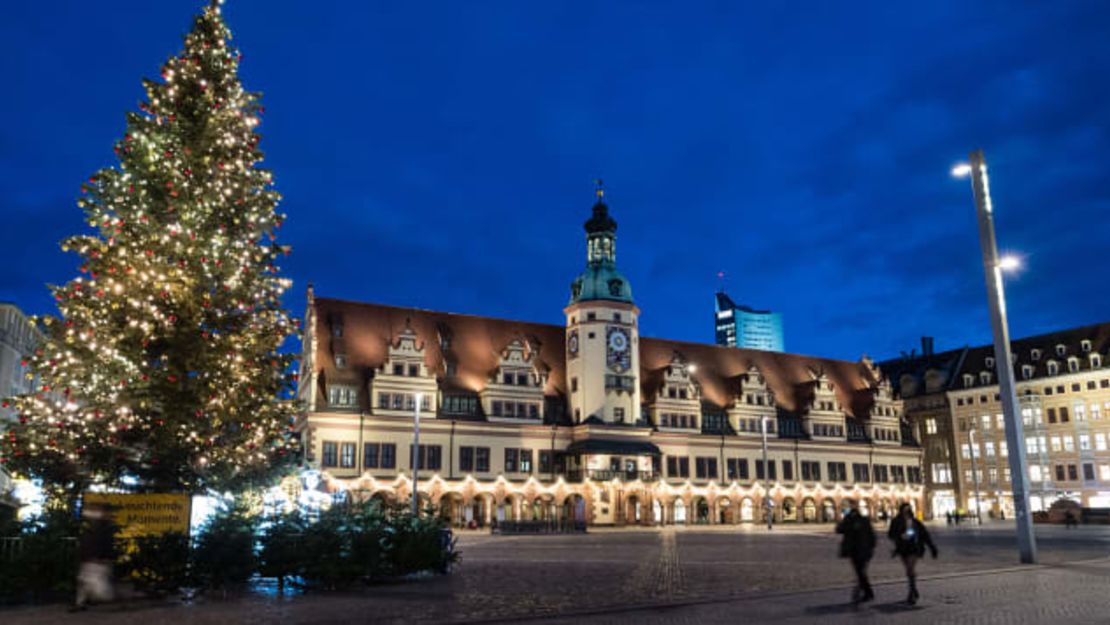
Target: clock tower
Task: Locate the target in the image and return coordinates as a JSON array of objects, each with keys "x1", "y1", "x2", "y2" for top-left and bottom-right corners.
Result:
[{"x1": 564, "y1": 185, "x2": 641, "y2": 425}]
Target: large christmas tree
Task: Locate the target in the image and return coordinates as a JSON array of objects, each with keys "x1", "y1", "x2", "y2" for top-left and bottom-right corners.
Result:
[{"x1": 1, "y1": 0, "x2": 299, "y2": 495}]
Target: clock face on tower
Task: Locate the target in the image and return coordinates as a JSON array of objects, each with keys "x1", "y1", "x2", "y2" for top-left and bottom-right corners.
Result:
[
  {"x1": 606, "y1": 326, "x2": 631, "y2": 372},
  {"x1": 568, "y1": 330, "x2": 579, "y2": 358}
]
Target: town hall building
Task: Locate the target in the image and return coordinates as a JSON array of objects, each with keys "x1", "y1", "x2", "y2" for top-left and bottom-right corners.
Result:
[{"x1": 295, "y1": 190, "x2": 924, "y2": 527}]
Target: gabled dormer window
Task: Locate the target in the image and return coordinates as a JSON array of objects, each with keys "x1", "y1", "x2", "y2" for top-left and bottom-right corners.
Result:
[
  {"x1": 1031, "y1": 348, "x2": 1041, "y2": 361},
  {"x1": 1092, "y1": 354, "x2": 1103, "y2": 369},
  {"x1": 980, "y1": 371, "x2": 992, "y2": 385},
  {"x1": 985, "y1": 356, "x2": 995, "y2": 369},
  {"x1": 1081, "y1": 340, "x2": 1092, "y2": 353},
  {"x1": 1056, "y1": 344, "x2": 1067, "y2": 357},
  {"x1": 1021, "y1": 365, "x2": 1034, "y2": 380},
  {"x1": 1047, "y1": 361, "x2": 1059, "y2": 376},
  {"x1": 1068, "y1": 357, "x2": 1080, "y2": 373},
  {"x1": 963, "y1": 374, "x2": 974, "y2": 388}
]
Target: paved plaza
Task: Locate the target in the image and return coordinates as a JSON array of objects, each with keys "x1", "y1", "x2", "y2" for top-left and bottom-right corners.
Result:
[{"x1": 5, "y1": 522, "x2": 1110, "y2": 624}]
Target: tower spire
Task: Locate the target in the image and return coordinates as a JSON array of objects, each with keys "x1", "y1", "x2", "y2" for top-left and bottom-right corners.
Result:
[{"x1": 594, "y1": 177, "x2": 605, "y2": 201}]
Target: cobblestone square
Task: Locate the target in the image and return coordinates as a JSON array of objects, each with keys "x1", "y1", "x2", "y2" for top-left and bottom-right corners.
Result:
[{"x1": 5, "y1": 522, "x2": 1110, "y2": 624}]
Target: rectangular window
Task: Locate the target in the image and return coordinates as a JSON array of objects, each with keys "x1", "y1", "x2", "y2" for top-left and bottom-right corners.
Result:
[
  {"x1": 529, "y1": 404, "x2": 539, "y2": 419},
  {"x1": 329, "y1": 385, "x2": 358, "y2": 407},
  {"x1": 518, "y1": 449, "x2": 533, "y2": 473},
  {"x1": 340, "y1": 442, "x2": 356, "y2": 468},
  {"x1": 460, "y1": 446, "x2": 474, "y2": 472},
  {"x1": 1064, "y1": 436, "x2": 1075, "y2": 452},
  {"x1": 363, "y1": 443, "x2": 380, "y2": 469},
  {"x1": 1047, "y1": 408, "x2": 1057, "y2": 423},
  {"x1": 874, "y1": 465, "x2": 889, "y2": 483},
  {"x1": 1084, "y1": 463, "x2": 1095, "y2": 481},
  {"x1": 1068, "y1": 464, "x2": 1078, "y2": 481},
  {"x1": 1097, "y1": 434, "x2": 1107, "y2": 451},
  {"x1": 1051, "y1": 436, "x2": 1062, "y2": 452},
  {"x1": 505, "y1": 448, "x2": 518, "y2": 473},
  {"x1": 707, "y1": 458, "x2": 718, "y2": 479},
  {"x1": 1080, "y1": 434, "x2": 1091, "y2": 451},
  {"x1": 727, "y1": 459, "x2": 738, "y2": 480},
  {"x1": 985, "y1": 442, "x2": 995, "y2": 457},
  {"x1": 756, "y1": 460, "x2": 765, "y2": 480},
  {"x1": 679, "y1": 457, "x2": 690, "y2": 478},
  {"x1": 476, "y1": 447, "x2": 490, "y2": 472},
  {"x1": 393, "y1": 363, "x2": 404, "y2": 376},
  {"x1": 1061, "y1": 407, "x2": 1070, "y2": 423},
  {"x1": 696, "y1": 457, "x2": 708, "y2": 479},
  {"x1": 1030, "y1": 465, "x2": 1043, "y2": 482},
  {"x1": 410, "y1": 444, "x2": 441, "y2": 470},
  {"x1": 667, "y1": 456, "x2": 678, "y2": 477},
  {"x1": 503, "y1": 372, "x2": 514, "y2": 385},
  {"x1": 571, "y1": 377, "x2": 578, "y2": 392},
  {"x1": 738, "y1": 459, "x2": 750, "y2": 480},
  {"x1": 408, "y1": 363, "x2": 420, "y2": 377},
  {"x1": 381, "y1": 443, "x2": 396, "y2": 469},
  {"x1": 378, "y1": 393, "x2": 391, "y2": 409},
  {"x1": 1056, "y1": 465, "x2": 1066, "y2": 481},
  {"x1": 930, "y1": 463, "x2": 950, "y2": 484},
  {"x1": 392, "y1": 393, "x2": 404, "y2": 409},
  {"x1": 925, "y1": 418, "x2": 937, "y2": 434},
  {"x1": 614, "y1": 407, "x2": 625, "y2": 423},
  {"x1": 322, "y1": 441, "x2": 338, "y2": 467},
  {"x1": 539, "y1": 450, "x2": 552, "y2": 474},
  {"x1": 1101, "y1": 465, "x2": 1110, "y2": 481},
  {"x1": 782, "y1": 460, "x2": 794, "y2": 481}
]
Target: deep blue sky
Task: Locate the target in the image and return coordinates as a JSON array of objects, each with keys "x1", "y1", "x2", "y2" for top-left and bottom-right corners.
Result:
[{"x1": 2, "y1": 2, "x2": 1109, "y2": 361}]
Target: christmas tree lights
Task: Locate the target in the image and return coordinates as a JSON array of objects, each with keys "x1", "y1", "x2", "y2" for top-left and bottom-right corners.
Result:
[{"x1": 1, "y1": 0, "x2": 299, "y2": 495}]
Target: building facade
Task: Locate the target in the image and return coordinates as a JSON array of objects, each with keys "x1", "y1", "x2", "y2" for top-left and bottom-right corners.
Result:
[
  {"x1": 882, "y1": 324, "x2": 1110, "y2": 519},
  {"x1": 714, "y1": 292, "x2": 784, "y2": 352},
  {"x1": 0, "y1": 303, "x2": 42, "y2": 515},
  {"x1": 297, "y1": 192, "x2": 924, "y2": 527}
]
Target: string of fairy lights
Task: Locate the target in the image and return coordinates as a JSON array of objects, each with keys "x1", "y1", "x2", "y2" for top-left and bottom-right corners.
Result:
[{"x1": 1, "y1": 0, "x2": 300, "y2": 493}]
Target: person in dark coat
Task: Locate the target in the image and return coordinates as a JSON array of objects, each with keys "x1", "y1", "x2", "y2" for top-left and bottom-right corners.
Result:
[
  {"x1": 836, "y1": 499, "x2": 876, "y2": 604},
  {"x1": 73, "y1": 502, "x2": 117, "y2": 610},
  {"x1": 888, "y1": 503, "x2": 937, "y2": 605}
]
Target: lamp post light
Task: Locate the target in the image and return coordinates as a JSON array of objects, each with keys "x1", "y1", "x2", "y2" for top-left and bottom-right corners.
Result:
[
  {"x1": 953, "y1": 150, "x2": 1038, "y2": 564},
  {"x1": 412, "y1": 392, "x2": 423, "y2": 516},
  {"x1": 761, "y1": 415, "x2": 773, "y2": 530}
]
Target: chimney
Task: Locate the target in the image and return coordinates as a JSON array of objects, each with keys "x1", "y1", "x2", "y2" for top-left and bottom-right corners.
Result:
[{"x1": 921, "y1": 336, "x2": 935, "y2": 357}]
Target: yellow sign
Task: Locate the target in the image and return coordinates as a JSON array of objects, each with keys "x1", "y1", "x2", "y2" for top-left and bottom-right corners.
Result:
[{"x1": 83, "y1": 493, "x2": 192, "y2": 537}]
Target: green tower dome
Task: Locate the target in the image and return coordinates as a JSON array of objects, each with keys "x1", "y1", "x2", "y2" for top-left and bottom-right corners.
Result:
[{"x1": 569, "y1": 190, "x2": 634, "y2": 305}]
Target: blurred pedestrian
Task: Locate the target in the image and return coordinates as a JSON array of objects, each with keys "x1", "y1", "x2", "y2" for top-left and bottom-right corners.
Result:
[
  {"x1": 836, "y1": 499, "x2": 875, "y2": 605},
  {"x1": 72, "y1": 502, "x2": 116, "y2": 610},
  {"x1": 888, "y1": 503, "x2": 937, "y2": 605},
  {"x1": 1064, "y1": 509, "x2": 1077, "y2": 529}
]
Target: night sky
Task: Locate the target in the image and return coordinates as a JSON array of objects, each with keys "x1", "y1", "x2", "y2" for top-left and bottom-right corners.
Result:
[{"x1": 3, "y1": 2, "x2": 1109, "y2": 361}]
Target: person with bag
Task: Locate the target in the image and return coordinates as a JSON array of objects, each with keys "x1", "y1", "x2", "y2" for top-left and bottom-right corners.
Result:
[
  {"x1": 836, "y1": 499, "x2": 876, "y2": 605},
  {"x1": 888, "y1": 503, "x2": 937, "y2": 605}
]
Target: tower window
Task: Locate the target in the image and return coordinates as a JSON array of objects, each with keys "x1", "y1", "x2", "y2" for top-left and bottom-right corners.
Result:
[
  {"x1": 613, "y1": 312, "x2": 622, "y2": 322},
  {"x1": 587, "y1": 312, "x2": 596, "y2": 321}
]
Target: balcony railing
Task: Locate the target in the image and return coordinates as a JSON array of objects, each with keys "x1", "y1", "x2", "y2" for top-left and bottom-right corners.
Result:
[{"x1": 565, "y1": 469, "x2": 658, "y2": 483}]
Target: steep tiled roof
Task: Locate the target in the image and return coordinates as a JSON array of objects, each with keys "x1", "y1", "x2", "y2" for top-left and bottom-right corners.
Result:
[
  {"x1": 955, "y1": 322, "x2": 1110, "y2": 384},
  {"x1": 878, "y1": 321, "x2": 1110, "y2": 396},
  {"x1": 310, "y1": 297, "x2": 892, "y2": 421}
]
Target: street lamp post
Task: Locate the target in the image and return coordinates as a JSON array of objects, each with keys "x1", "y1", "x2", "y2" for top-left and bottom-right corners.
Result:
[
  {"x1": 411, "y1": 392, "x2": 423, "y2": 516},
  {"x1": 954, "y1": 149, "x2": 1037, "y2": 564},
  {"x1": 968, "y1": 426, "x2": 983, "y2": 524},
  {"x1": 761, "y1": 416, "x2": 773, "y2": 530}
]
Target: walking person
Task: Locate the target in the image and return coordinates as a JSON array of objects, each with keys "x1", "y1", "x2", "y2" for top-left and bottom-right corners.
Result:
[
  {"x1": 72, "y1": 502, "x2": 116, "y2": 611},
  {"x1": 836, "y1": 499, "x2": 875, "y2": 605},
  {"x1": 1064, "y1": 509, "x2": 1077, "y2": 529},
  {"x1": 888, "y1": 503, "x2": 937, "y2": 605}
]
